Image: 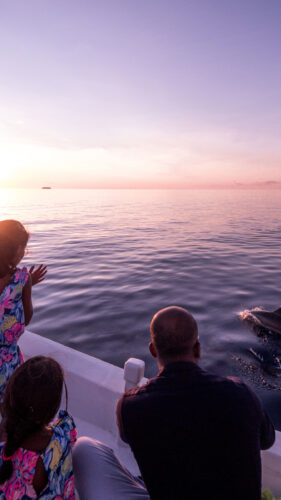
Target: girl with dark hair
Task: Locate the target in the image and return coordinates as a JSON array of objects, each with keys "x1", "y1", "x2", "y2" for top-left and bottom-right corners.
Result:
[
  {"x1": 0, "y1": 220, "x2": 47, "y2": 400},
  {"x1": 0, "y1": 356, "x2": 77, "y2": 498}
]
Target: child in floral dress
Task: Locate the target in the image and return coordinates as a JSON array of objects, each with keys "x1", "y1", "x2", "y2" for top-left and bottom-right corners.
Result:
[
  {"x1": 0, "y1": 220, "x2": 47, "y2": 400},
  {"x1": 0, "y1": 356, "x2": 77, "y2": 499}
]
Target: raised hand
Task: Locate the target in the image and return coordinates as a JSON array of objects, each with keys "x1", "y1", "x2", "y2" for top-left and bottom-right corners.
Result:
[{"x1": 29, "y1": 265, "x2": 47, "y2": 286}]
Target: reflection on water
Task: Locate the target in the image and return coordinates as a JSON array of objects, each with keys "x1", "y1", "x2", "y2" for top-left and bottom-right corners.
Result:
[{"x1": 0, "y1": 188, "x2": 280, "y2": 429}]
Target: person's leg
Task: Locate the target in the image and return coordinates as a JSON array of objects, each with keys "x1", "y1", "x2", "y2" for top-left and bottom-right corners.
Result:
[{"x1": 73, "y1": 437, "x2": 150, "y2": 500}]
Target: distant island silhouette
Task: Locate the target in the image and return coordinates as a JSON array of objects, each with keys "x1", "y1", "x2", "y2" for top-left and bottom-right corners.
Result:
[{"x1": 41, "y1": 186, "x2": 52, "y2": 190}]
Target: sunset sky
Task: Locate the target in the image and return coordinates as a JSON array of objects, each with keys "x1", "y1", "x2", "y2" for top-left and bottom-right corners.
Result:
[{"x1": 0, "y1": 0, "x2": 280, "y2": 189}]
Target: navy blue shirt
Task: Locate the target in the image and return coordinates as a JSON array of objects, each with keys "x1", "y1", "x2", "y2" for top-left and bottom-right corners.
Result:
[{"x1": 117, "y1": 362, "x2": 275, "y2": 500}]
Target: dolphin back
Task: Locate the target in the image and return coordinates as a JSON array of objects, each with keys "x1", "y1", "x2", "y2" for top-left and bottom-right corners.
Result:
[{"x1": 273, "y1": 307, "x2": 281, "y2": 316}]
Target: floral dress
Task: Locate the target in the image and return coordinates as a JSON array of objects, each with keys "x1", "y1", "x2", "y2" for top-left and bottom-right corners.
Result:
[
  {"x1": 0, "y1": 266, "x2": 29, "y2": 401},
  {"x1": 0, "y1": 410, "x2": 77, "y2": 499}
]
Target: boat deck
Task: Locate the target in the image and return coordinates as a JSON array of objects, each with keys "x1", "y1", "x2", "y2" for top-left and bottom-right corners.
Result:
[{"x1": 19, "y1": 331, "x2": 281, "y2": 496}]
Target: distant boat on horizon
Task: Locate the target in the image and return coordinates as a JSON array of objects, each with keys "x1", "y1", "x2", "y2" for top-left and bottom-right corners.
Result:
[{"x1": 41, "y1": 186, "x2": 52, "y2": 189}]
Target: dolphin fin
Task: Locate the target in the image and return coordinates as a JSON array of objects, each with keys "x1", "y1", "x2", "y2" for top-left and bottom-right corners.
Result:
[
  {"x1": 273, "y1": 307, "x2": 281, "y2": 315},
  {"x1": 248, "y1": 347, "x2": 264, "y2": 363}
]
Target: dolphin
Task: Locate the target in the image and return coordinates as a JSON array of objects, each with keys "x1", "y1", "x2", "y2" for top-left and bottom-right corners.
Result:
[
  {"x1": 248, "y1": 347, "x2": 281, "y2": 376},
  {"x1": 239, "y1": 307, "x2": 281, "y2": 336}
]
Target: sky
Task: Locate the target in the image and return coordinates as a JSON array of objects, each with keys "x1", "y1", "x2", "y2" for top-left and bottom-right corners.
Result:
[{"x1": 0, "y1": 0, "x2": 280, "y2": 189}]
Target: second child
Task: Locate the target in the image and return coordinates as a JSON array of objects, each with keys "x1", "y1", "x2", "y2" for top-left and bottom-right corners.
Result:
[{"x1": 0, "y1": 356, "x2": 77, "y2": 498}]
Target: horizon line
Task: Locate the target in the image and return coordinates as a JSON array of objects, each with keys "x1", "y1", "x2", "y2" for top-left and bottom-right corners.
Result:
[{"x1": 2, "y1": 186, "x2": 281, "y2": 191}]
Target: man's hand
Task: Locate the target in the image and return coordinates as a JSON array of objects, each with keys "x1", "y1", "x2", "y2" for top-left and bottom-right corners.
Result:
[{"x1": 29, "y1": 265, "x2": 47, "y2": 286}]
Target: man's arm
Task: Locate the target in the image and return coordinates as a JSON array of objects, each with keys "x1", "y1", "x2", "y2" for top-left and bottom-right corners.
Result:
[
  {"x1": 116, "y1": 395, "x2": 128, "y2": 443},
  {"x1": 259, "y1": 407, "x2": 275, "y2": 450},
  {"x1": 247, "y1": 386, "x2": 275, "y2": 450},
  {"x1": 22, "y1": 274, "x2": 33, "y2": 325}
]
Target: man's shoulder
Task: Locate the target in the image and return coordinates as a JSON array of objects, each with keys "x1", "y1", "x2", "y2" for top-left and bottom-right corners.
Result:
[
  {"x1": 122, "y1": 375, "x2": 159, "y2": 399},
  {"x1": 203, "y1": 370, "x2": 257, "y2": 398},
  {"x1": 201, "y1": 372, "x2": 264, "y2": 418},
  {"x1": 122, "y1": 370, "x2": 252, "y2": 392},
  {"x1": 118, "y1": 374, "x2": 165, "y2": 410},
  {"x1": 119, "y1": 369, "x2": 258, "y2": 409},
  {"x1": 208, "y1": 372, "x2": 249, "y2": 389}
]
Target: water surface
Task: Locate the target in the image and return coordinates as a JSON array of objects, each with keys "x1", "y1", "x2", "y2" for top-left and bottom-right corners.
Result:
[{"x1": 0, "y1": 189, "x2": 280, "y2": 429}]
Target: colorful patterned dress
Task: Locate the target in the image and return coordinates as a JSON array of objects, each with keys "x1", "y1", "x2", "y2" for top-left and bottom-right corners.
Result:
[
  {"x1": 0, "y1": 266, "x2": 29, "y2": 401},
  {"x1": 0, "y1": 410, "x2": 77, "y2": 499}
]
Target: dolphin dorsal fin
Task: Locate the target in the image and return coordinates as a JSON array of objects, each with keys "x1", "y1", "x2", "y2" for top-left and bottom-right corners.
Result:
[{"x1": 273, "y1": 307, "x2": 281, "y2": 316}]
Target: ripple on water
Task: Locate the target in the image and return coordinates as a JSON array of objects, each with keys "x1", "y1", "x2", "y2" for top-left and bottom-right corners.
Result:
[{"x1": 1, "y1": 188, "x2": 281, "y2": 429}]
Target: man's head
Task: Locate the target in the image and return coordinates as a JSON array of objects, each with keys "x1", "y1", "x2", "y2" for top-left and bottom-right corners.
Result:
[{"x1": 149, "y1": 306, "x2": 200, "y2": 366}]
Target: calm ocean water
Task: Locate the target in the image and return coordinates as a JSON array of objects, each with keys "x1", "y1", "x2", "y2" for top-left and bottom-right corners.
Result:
[{"x1": 0, "y1": 188, "x2": 280, "y2": 428}]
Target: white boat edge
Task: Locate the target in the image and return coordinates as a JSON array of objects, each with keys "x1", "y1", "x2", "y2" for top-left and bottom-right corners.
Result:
[{"x1": 19, "y1": 331, "x2": 281, "y2": 497}]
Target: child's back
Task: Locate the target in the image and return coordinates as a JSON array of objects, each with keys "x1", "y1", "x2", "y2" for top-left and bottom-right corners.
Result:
[
  {"x1": 0, "y1": 267, "x2": 30, "y2": 394},
  {"x1": 0, "y1": 220, "x2": 46, "y2": 400},
  {"x1": 0, "y1": 356, "x2": 77, "y2": 499}
]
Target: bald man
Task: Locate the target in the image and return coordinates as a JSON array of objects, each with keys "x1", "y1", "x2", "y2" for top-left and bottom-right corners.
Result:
[{"x1": 116, "y1": 306, "x2": 275, "y2": 500}]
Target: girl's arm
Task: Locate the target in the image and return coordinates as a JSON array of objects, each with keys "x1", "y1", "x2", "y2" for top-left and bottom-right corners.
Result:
[{"x1": 22, "y1": 274, "x2": 33, "y2": 325}]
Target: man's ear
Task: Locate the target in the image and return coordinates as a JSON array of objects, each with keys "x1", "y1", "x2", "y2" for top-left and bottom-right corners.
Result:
[
  {"x1": 149, "y1": 341, "x2": 157, "y2": 358},
  {"x1": 193, "y1": 341, "x2": 201, "y2": 360}
]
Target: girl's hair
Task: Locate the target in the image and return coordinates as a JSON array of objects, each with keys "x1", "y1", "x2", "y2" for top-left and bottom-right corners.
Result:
[
  {"x1": 0, "y1": 356, "x2": 65, "y2": 484},
  {"x1": 0, "y1": 220, "x2": 29, "y2": 278}
]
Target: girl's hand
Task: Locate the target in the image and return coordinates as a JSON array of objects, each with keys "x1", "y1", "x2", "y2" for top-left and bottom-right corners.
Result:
[{"x1": 29, "y1": 265, "x2": 47, "y2": 286}]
